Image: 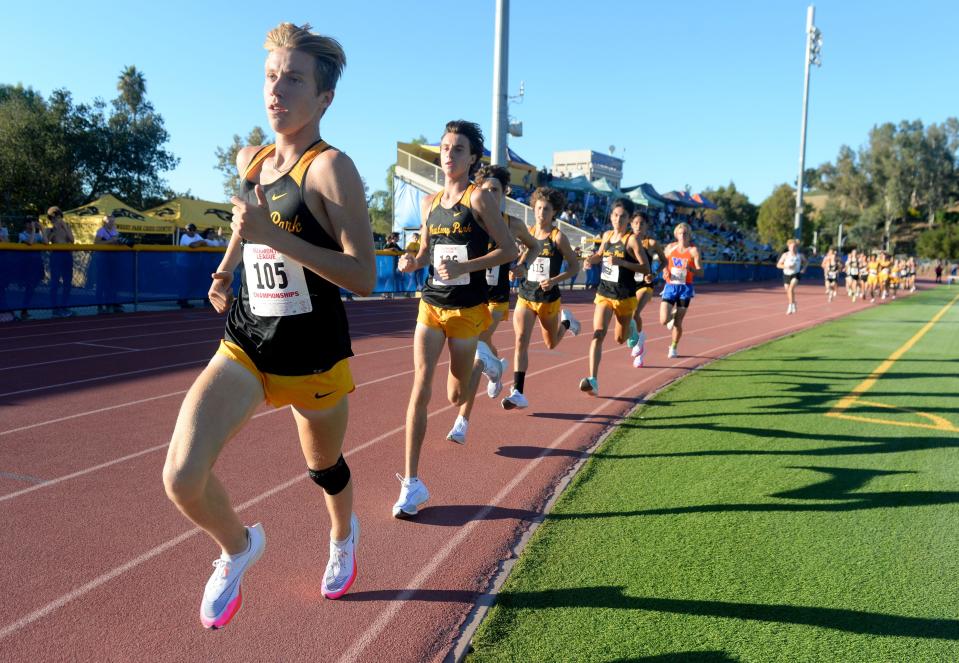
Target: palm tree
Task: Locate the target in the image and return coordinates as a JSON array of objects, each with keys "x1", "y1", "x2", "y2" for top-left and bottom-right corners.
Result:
[{"x1": 117, "y1": 66, "x2": 146, "y2": 117}]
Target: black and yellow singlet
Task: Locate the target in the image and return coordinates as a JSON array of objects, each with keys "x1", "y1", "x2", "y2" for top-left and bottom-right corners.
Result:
[
  {"x1": 518, "y1": 227, "x2": 564, "y2": 304},
  {"x1": 421, "y1": 184, "x2": 491, "y2": 309},
  {"x1": 224, "y1": 139, "x2": 353, "y2": 376},
  {"x1": 486, "y1": 213, "x2": 512, "y2": 304},
  {"x1": 635, "y1": 237, "x2": 656, "y2": 287},
  {"x1": 597, "y1": 231, "x2": 638, "y2": 300}
]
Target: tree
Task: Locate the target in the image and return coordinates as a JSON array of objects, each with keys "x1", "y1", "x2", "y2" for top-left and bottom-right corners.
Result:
[
  {"x1": 701, "y1": 181, "x2": 757, "y2": 229},
  {"x1": 757, "y1": 184, "x2": 812, "y2": 249},
  {"x1": 214, "y1": 126, "x2": 269, "y2": 200},
  {"x1": 915, "y1": 223, "x2": 959, "y2": 260},
  {"x1": 117, "y1": 66, "x2": 146, "y2": 117}
]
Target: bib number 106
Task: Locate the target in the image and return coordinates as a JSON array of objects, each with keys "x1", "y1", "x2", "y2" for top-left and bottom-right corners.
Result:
[{"x1": 252, "y1": 262, "x2": 289, "y2": 290}]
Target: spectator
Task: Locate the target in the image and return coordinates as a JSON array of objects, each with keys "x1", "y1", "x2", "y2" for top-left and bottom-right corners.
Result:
[
  {"x1": 383, "y1": 232, "x2": 401, "y2": 252},
  {"x1": 94, "y1": 214, "x2": 124, "y2": 313},
  {"x1": 202, "y1": 227, "x2": 227, "y2": 247},
  {"x1": 46, "y1": 206, "x2": 76, "y2": 317},
  {"x1": 405, "y1": 232, "x2": 425, "y2": 292},
  {"x1": 17, "y1": 218, "x2": 46, "y2": 319},
  {"x1": 178, "y1": 223, "x2": 207, "y2": 308},
  {"x1": 0, "y1": 223, "x2": 9, "y2": 242}
]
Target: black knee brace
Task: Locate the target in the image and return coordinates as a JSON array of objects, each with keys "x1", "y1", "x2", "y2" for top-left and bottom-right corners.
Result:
[{"x1": 308, "y1": 455, "x2": 351, "y2": 495}]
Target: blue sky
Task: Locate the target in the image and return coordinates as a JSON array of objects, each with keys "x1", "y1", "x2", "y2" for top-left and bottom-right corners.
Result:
[{"x1": 4, "y1": 1, "x2": 958, "y2": 206}]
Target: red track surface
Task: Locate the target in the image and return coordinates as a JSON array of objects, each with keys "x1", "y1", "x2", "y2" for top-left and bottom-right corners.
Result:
[{"x1": 0, "y1": 282, "x2": 901, "y2": 662}]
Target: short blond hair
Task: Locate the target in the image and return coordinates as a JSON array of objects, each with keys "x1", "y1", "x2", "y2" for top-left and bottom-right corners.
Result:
[
  {"x1": 674, "y1": 222, "x2": 691, "y2": 236},
  {"x1": 264, "y1": 23, "x2": 346, "y2": 92},
  {"x1": 787, "y1": 238, "x2": 799, "y2": 248}
]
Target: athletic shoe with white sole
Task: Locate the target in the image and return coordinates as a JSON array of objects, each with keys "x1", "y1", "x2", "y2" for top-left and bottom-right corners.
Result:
[
  {"x1": 476, "y1": 341, "x2": 502, "y2": 383},
  {"x1": 392, "y1": 474, "x2": 429, "y2": 518},
  {"x1": 665, "y1": 318, "x2": 675, "y2": 330},
  {"x1": 200, "y1": 523, "x2": 266, "y2": 629},
  {"x1": 626, "y1": 319, "x2": 640, "y2": 348},
  {"x1": 579, "y1": 377, "x2": 598, "y2": 396},
  {"x1": 561, "y1": 308, "x2": 581, "y2": 336},
  {"x1": 321, "y1": 513, "x2": 359, "y2": 600},
  {"x1": 630, "y1": 331, "x2": 647, "y2": 358},
  {"x1": 501, "y1": 388, "x2": 529, "y2": 410},
  {"x1": 486, "y1": 358, "x2": 508, "y2": 399},
  {"x1": 633, "y1": 353, "x2": 645, "y2": 368},
  {"x1": 446, "y1": 415, "x2": 469, "y2": 445},
  {"x1": 668, "y1": 345, "x2": 679, "y2": 359}
]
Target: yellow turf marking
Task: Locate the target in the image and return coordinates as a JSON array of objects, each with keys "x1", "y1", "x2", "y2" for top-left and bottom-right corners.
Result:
[{"x1": 827, "y1": 291, "x2": 959, "y2": 432}]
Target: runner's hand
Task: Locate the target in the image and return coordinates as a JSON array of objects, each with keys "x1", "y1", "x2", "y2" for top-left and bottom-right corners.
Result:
[
  {"x1": 398, "y1": 253, "x2": 417, "y2": 273},
  {"x1": 539, "y1": 277, "x2": 553, "y2": 291},
  {"x1": 208, "y1": 271, "x2": 234, "y2": 314},
  {"x1": 436, "y1": 259, "x2": 464, "y2": 281},
  {"x1": 230, "y1": 185, "x2": 277, "y2": 245}
]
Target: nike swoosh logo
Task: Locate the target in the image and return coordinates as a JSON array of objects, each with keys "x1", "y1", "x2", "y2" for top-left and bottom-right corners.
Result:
[
  {"x1": 453, "y1": 211, "x2": 464, "y2": 218},
  {"x1": 314, "y1": 391, "x2": 336, "y2": 399},
  {"x1": 271, "y1": 192, "x2": 288, "y2": 201}
]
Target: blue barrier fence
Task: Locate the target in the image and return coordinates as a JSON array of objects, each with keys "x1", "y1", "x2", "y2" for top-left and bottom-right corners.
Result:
[{"x1": 0, "y1": 245, "x2": 816, "y2": 312}]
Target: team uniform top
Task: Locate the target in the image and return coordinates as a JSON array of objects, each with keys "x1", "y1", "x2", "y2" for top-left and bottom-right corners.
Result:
[
  {"x1": 635, "y1": 238, "x2": 657, "y2": 287},
  {"x1": 847, "y1": 257, "x2": 860, "y2": 277},
  {"x1": 867, "y1": 259, "x2": 879, "y2": 277},
  {"x1": 421, "y1": 184, "x2": 491, "y2": 309},
  {"x1": 597, "y1": 231, "x2": 639, "y2": 300},
  {"x1": 224, "y1": 140, "x2": 353, "y2": 376},
  {"x1": 518, "y1": 227, "x2": 564, "y2": 304},
  {"x1": 486, "y1": 212, "x2": 512, "y2": 304},
  {"x1": 826, "y1": 260, "x2": 839, "y2": 281},
  {"x1": 781, "y1": 253, "x2": 802, "y2": 276},
  {"x1": 663, "y1": 244, "x2": 696, "y2": 285}
]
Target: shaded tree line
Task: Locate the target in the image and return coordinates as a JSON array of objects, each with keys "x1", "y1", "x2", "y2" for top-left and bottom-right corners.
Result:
[{"x1": 0, "y1": 66, "x2": 178, "y2": 216}]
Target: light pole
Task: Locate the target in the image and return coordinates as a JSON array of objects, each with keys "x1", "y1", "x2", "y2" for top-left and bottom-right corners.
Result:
[
  {"x1": 491, "y1": 0, "x2": 509, "y2": 167},
  {"x1": 793, "y1": 5, "x2": 822, "y2": 242}
]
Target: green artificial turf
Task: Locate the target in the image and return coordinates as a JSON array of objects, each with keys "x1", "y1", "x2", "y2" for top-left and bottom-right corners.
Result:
[{"x1": 468, "y1": 287, "x2": 959, "y2": 663}]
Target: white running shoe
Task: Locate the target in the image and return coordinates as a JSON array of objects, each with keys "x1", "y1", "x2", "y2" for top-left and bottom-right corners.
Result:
[
  {"x1": 321, "y1": 513, "x2": 359, "y2": 600},
  {"x1": 579, "y1": 377, "x2": 598, "y2": 396},
  {"x1": 668, "y1": 345, "x2": 679, "y2": 359},
  {"x1": 486, "y1": 357, "x2": 508, "y2": 398},
  {"x1": 633, "y1": 353, "x2": 644, "y2": 368},
  {"x1": 476, "y1": 341, "x2": 502, "y2": 383},
  {"x1": 630, "y1": 331, "x2": 647, "y2": 357},
  {"x1": 501, "y1": 388, "x2": 529, "y2": 410},
  {"x1": 666, "y1": 318, "x2": 675, "y2": 330},
  {"x1": 446, "y1": 415, "x2": 469, "y2": 445},
  {"x1": 561, "y1": 308, "x2": 581, "y2": 336},
  {"x1": 200, "y1": 523, "x2": 266, "y2": 629},
  {"x1": 392, "y1": 474, "x2": 429, "y2": 518}
]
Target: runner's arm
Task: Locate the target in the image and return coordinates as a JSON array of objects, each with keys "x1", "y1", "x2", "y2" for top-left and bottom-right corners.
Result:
[
  {"x1": 546, "y1": 232, "x2": 581, "y2": 286},
  {"x1": 616, "y1": 235, "x2": 650, "y2": 274},
  {"x1": 690, "y1": 247, "x2": 705, "y2": 277},
  {"x1": 439, "y1": 186, "x2": 517, "y2": 276}
]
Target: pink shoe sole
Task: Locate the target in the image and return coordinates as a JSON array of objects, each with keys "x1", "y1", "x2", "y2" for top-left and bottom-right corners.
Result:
[
  {"x1": 201, "y1": 588, "x2": 242, "y2": 629},
  {"x1": 322, "y1": 559, "x2": 357, "y2": 600}
]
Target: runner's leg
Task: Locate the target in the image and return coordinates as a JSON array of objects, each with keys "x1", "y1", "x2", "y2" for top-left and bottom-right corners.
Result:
[
  {"x1": 294, "y1": 397, "x2": 352, "y2": 540},
  {"x1": 404, "y1": 323, "x2": 446, "y2": 478}
]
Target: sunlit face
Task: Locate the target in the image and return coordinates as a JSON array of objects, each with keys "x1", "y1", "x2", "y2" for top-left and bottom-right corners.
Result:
[
  {"x1": 610, "y1": 205, "x2": 629, "y2": 231},
  {"x1": 480, "y1": 179, "x2": 504, "y2": 207},
  {"x1": 440, "y1": 132, "x2": 476, "y2": 181},
  {"x1": 534, "y1": 199, "x2": 555, "y2": 225},
  {"x1": 630, "y1": 216, "x2": 646, "y2": 236},
  {"x1": 674, "y1": 225, "x2": 690, "y2": 244},
  {"x1": 264, "y1": 48, "x2": 332, "y2": 135}
]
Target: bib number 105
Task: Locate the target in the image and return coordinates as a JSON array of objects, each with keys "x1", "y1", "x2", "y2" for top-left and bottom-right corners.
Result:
[{"x1": 252, "y1": 262, "x2": 289, "y2": 290}]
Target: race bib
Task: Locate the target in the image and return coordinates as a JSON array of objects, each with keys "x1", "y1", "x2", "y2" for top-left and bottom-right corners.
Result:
[
  {"x1": 243, "y1": 243, "x2": 312, "y2": 317},
  {"x1": 668, "y1": 257, "x2": 687, "y2": 284},
  {"x1": 601, "y1": 256, "x2": 619, "y2": 282},
  {"x1": 849, "y1": 267, "x2": 859, "y2": 276},
  {"x1": 528, "y1": 256, "x2": 549, "y2": 283},
  {"x1": 486, "y1": 264, "x2": 500, "y2": 286},
  {"x1": 432, "y1": 244, "x2": 469, "y2": 286}
]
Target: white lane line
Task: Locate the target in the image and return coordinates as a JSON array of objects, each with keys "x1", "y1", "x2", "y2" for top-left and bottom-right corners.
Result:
[
  {"x1": 0, "y1": 299, "x2": 839, "y2": 643},
  {"x1": 74, "y1": 342, "x2": 138, "y2": 351},
  {"x1": 0, "y1": 361, "x2": 207, "y2": 398},
  {"x1": 0, "y1": 340, "x2": 217, "y2": 372}
]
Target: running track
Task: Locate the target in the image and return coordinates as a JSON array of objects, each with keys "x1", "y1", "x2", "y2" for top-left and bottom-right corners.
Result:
[{"x1": 0, "y1": 282, "x2": 902, "y2": 662}]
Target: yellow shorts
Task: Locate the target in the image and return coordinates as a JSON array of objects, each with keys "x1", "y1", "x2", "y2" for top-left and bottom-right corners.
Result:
[
  {"x1": 594, "y1": 294, "x2": 638, "y2": 320},
  {"x1": 635, "y1": 284, "x2": 654, "y2": 297},
  {"x1": 488, "y1": 301, "x2": 510, "y2": 322},
  {"x1": 417, "y1": 300, "x2": 492, "y2": 338},
  {"x1": 879, "y1": 273, "x2": 889, "y2": 283},
  {"x1": 217, "y1": 340, "x2": 354, "y2": 410},
  {"x1": 516, "y1": 297, "x2": 561, "y2": 321},
  {"x1": 866, "y1": 275, "x2": 879, "y2": 286}
]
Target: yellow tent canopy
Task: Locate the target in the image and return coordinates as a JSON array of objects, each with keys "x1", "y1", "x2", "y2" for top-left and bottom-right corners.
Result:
[
  {"x1": 61, "y1": 194, "x2": 174, "y2": 243},
  {"x1": 144, "y1": 197, "x2": 234, "y2": 233}
]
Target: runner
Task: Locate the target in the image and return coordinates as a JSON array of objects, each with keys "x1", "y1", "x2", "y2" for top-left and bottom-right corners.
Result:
[
  {"x1": 393, "y1": 120, "x2": 517, "y2": 517},
  {"x1": 889, "y1": 258, "x2": 902, "y2": 299},
  {"x1": 502, "y1": 186, "x2": 581, "y2": 410},
  {"x1": 877, "y1": 250, "x2": 892, "y2": 300},
  {"x1": 629, "y1": 209, "x2": 667, "y2": 368},
  {"x1": 446, "y1": 164, "x2": 542, "y2": 442},
  {"x1": 578, "y1": 198, "x2": 649, "y2": 395},
  {"x1": 845, "y1": 248, "x2": 860, "y2": 301},
  {"x1": 162, "y1": 23, "x2": 376, "y2": 628},
  {"x1": 660, "y1": 222, "x2": 704, "y2": 358},
  {"x1": 822, "y1": 246, "x2": 839, "y2": 303},
  {"x1": 865, "y1": 251, "x2": 880, "y2": 302},
  {"x1": 776, "y1": 238, "x2": 806, "y2": 314},
  {"x1": 906, "y1": 255, "x2": 917, "y2": 292}
]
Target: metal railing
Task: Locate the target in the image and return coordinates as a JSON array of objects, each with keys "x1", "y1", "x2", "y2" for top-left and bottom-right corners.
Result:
[{"x1": 395, "y1": 148, "x2": 598, "y2": 248}]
